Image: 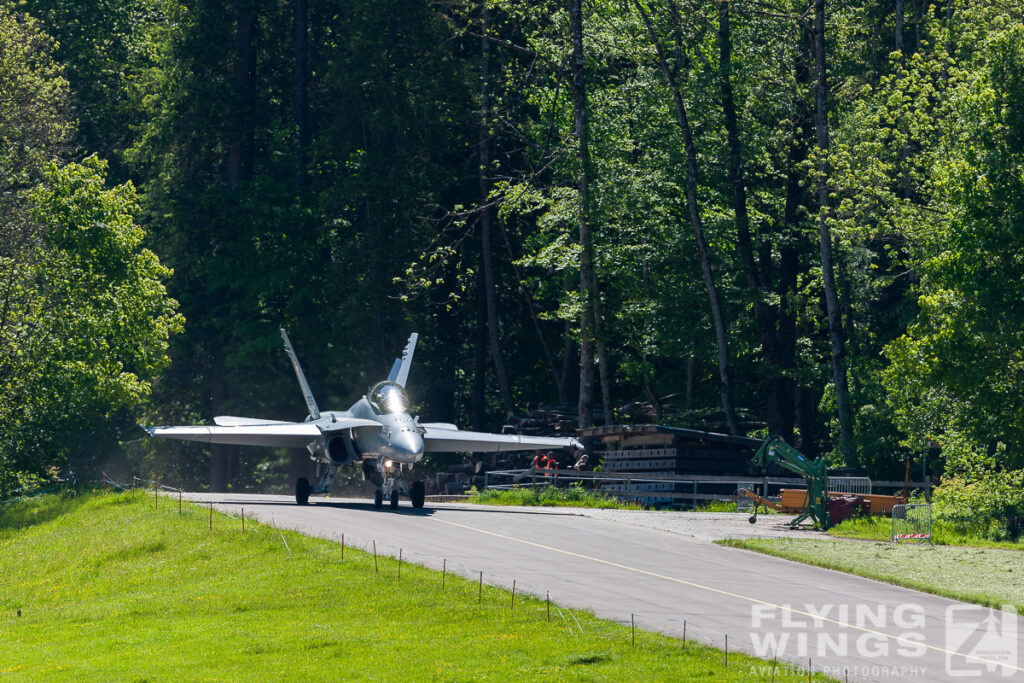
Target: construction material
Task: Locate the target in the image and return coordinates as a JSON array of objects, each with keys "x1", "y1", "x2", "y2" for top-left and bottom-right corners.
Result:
[
  {"x1": 778, "y1": 489, "x2": 905, "y2": 516},
  {"x1": 740, "y1": 489, "x2": 783, "y2": 511}
]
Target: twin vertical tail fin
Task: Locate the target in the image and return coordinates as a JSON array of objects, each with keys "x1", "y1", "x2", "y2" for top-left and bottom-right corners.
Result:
[
  {"x1": 280, "y1": 329, "x2": 321, "y2": 420},
  {"x1": 387, "y1": 333, "x2": 418, "y2": 387},
  {"x1": 281, "y1": 330, "x2": 418, "y2": 420}
]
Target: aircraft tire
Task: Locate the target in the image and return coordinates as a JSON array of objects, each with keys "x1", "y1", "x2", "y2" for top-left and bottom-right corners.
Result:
[
  {"x1": 410, "y1": 480, "x2": 425, "y2": 508},
  {"x1": 374, "y1": 489, "x2": 383, "y2": 509},
  {"x1": 296, "y1": 477, "x2": 311, "y2": 505},
  {"x1": 390, "y1": 490, "x2": 400, "y2": 509}
]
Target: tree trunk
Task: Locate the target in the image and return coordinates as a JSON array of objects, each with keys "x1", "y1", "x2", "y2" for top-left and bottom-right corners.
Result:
[
  {"x1": 914, "y1": 0, "x2": 924, "y2": 54},
  {"x1": 473, "y1": 264, "x2": 487, "y2": 431},
  {"x1": 773, "y1": 27, "x2": 815, "y2": 444},
  {"x1": 634, "y1": 0, "x2": 742, "y2": 434},
  {"x1": 719, "y1": 1, "x2": 784, "y2": 435},
  {"x1": 227, "y1": 2, "x2": 255, "y2": 190},
  {"x1": 479, "y1": 4, "x2": 514, "y2": 418},
  {"x1": 293, "y1": 0, "x2": 309, "y2": 200},
  {"x1": 685, "y1": 350, "x2": 695, "y2": 411},
  {"x1": 500, "y1": 223, "x2": 565, "y2": 402},
  {"x1": 895, "y1": 0, "x2": 905, "y2": 65},
  {"x1": 570, "y1": 0, "x2": 597, "y2": 430},
  {"x1": 560, "y1": 319, "x2": 574, "y2": 407},
  {"x1": 812, "y1": 0, "x2": 855, "y2": 461},
  {"x1": 593, "y1": 299, "x2": 613, "y2": 425},
  {"x1": 209, "y1": 359, "x2": 229, "y2": 492},
  {"x1": 796, "y1": 383, "x2": 822, "y2": 458}
]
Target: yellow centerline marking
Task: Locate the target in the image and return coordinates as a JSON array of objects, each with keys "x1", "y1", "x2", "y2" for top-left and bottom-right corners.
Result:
[{"x1": 433, "y1": 516, "x2": 1022, "y2": 673}]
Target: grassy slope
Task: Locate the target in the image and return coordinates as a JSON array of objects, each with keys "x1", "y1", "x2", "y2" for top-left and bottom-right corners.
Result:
[
  {"x1": 0, "y1": 492, "x2": 829, "y2": 681},
  {"x1": 718, "y1": 537, "x2": 1024, "y2": 613}
]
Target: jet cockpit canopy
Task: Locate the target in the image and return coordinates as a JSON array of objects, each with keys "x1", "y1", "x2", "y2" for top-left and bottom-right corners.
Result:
[{"x1": 369, "y1": 381, "x2": 410, "y2": 415}]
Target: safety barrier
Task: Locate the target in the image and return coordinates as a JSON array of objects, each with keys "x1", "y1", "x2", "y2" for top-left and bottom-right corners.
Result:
[
  {"x1": 891, "y1": 503, "x2": 933, "y2": 545},
  {"x1": 828, "y1": 477, "x2": 872, "y2": 495}
]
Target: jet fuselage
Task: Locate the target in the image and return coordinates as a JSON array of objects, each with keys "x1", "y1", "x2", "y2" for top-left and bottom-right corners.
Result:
[{"x1": 312, "y1": 381, "x2": 425, "y2": 467}]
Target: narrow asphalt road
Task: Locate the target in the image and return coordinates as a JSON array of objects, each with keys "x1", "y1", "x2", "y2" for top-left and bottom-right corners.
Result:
[{"x1": 185, "y1": 493, "x2": 1024, "y2": 683}]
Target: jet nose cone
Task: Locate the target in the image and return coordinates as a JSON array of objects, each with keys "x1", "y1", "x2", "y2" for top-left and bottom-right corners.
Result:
[{"x1": 391, "y1": 430, "x2": 424, "y2": 462}]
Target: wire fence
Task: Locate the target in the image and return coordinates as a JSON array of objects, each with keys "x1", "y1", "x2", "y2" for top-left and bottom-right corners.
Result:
[
  {"x1": 0, "y1": 473, "x2": 79, "y2": 504},
  {"x1": 319, "y1": 531, "x2": 881, "y2": 683}
]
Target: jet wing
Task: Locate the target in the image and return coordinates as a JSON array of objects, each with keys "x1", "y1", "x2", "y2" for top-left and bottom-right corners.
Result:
[
  {"x1": 144, "y1": 416, "x2": 382, "y2": 448},
  {"x1": 422, "y1": 425, "x2": 583, "y2": 454},
  {"x1": 213, "y1": 416, "x2": 296, "y2": 426},
  {"x1": 144, "y1": 423, "x2": 323, "y2": 448}
]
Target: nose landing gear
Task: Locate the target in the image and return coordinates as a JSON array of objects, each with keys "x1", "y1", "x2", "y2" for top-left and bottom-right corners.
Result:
[{"x1": 372, "y1": 459, "x2": 425, "y2": 510}]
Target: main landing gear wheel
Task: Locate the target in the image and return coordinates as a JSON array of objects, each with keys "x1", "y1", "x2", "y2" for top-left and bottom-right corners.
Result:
[
  {"x1": 374, "y1": 489, "x2": 383, "y2": 509},
  {"x1": 390, "y1": 490, "x2": 400, "y2": 509},
  {"x1": 410, "y1": 480, "x2": 425, "y2": 509},
  {"x1": 295, "y1": 477, "x2": 311, "y2": 505}
]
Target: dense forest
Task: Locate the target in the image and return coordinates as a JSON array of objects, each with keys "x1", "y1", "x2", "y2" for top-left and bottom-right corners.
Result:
[{"x1": 2, "y1": 0, "x2": 1023, "y2": 528}]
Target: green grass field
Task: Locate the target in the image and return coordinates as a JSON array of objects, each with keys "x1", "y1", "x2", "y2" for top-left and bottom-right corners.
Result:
[
  {"x1": 719, "y1": 536, "x2": 1024, "y2": 613},
  {"x1": 827, "y1": 514, "x2": 1024, "y2": 550},
  {"x1": 467, "y1": 484, "x2": 641, "y2": 509},
  {"x1": 0, "y1": 491, "x2": 830, "y2": 681}
]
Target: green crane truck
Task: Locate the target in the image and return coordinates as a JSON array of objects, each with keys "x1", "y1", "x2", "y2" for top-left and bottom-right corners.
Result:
[{"x1": 750, "y1": 435, "x2": 830, "y2": 530}]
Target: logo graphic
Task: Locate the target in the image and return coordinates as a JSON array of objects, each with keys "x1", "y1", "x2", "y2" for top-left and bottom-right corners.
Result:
[{"x1": 945, "y1": 605, "x2": 1019, "y2": 677}]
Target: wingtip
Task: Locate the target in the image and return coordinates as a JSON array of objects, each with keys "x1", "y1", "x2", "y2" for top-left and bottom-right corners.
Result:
[{"x1": 140, "y1": 425, "x2": 156, "y2": 437}]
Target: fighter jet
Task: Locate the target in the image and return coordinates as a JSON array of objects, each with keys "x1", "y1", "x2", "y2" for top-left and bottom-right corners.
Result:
[{"x1": 144, "y1": 330, "x2": 584, "y2": 509}]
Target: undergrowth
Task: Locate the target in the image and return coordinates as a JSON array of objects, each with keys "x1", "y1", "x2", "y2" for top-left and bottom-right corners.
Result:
[
  {"x1": 828, "y1": 514, "x2": 1024, "y2": 550},
  {"x1": 467, "y1": 484, "x2": 642, "y2": 509}
]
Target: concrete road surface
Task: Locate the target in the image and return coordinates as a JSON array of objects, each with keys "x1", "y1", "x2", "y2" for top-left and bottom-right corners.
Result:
[{"x1": 185, "y1": 493, "x2": 1023, "y2": 683}]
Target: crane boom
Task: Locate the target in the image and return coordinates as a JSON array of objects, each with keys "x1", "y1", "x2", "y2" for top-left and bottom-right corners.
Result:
[{"x1": 752, "y1": 436, "x2": 830, "y2": 529}]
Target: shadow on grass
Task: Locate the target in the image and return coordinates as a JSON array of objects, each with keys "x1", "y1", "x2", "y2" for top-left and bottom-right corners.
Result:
[{"x1": 0, "y1": 490, "x2": 85, "y2": 532}]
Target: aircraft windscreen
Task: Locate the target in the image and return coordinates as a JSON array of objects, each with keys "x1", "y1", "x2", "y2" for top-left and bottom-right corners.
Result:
[{"x1": 369, "y1": 381, "x2": 410, "y2": 414}]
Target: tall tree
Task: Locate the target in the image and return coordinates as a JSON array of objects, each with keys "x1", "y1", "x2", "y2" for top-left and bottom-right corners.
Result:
[
  {"x1": 633, "y1": 0, "x2": 742, "y2": 434},
  {"x1": 811, "y1": 0, "x2": 854, "y2": 460},
  {"x1": 570, "y1": 0, "x2": 598, "y2": 429},
  {"x1": 293, "y1": 0, "x2": 309, "y2": 199},
  {"x1": 717, "y1": 0, "x2": 793, "y2": 438},
  {"x1": 478, "y1": 3, "x2": 515, "y2": 419}
]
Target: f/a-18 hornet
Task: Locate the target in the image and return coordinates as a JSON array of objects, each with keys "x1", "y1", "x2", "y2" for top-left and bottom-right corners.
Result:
[{"x1": 145, "y1": 330, "x2": 583, "y2": 509}]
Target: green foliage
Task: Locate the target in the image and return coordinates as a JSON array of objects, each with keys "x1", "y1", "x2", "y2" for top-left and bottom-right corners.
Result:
[
  {"x1": 468, "y1": 484, "x2": 641, "y2": 509},
  {"x1": 7, "y1": 0, "x2": 1024, "y2": 494},
  {"x1": 931, "y1": 438, "x2": 1024, "y2": 542},
  {"x1": 21, "y1": 0, "x2": 171, "y2": 177},
  {"x1": 881, "y1": 24, "x2": 1024, "y2": 467},
  {"x1": 0, "y1": 158, "x2": 181, "y2": 489},
  {"x1": 828, "y1": 506, "x2": 1024, "y2": 550}
]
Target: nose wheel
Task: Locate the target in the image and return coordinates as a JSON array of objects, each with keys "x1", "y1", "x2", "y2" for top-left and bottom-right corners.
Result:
[{"x1": 375, "y1": 459, "x2": 420, "y2": 511}]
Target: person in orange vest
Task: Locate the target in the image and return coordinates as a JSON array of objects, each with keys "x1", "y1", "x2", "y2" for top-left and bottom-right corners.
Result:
[
  {"x1": 544, "y1": 451, "x2": 557, "y2": 481},
  {"x1": 531, "y1": 451, "x2": 544, "y2": 472}
]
